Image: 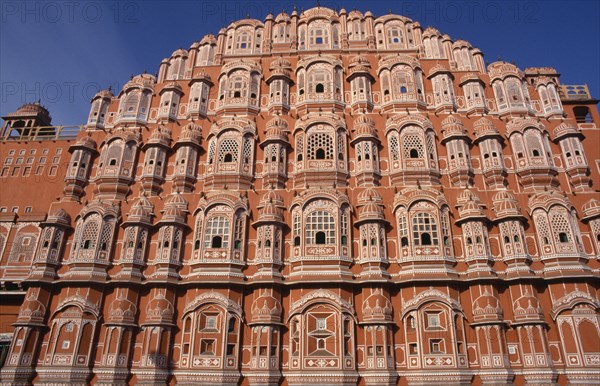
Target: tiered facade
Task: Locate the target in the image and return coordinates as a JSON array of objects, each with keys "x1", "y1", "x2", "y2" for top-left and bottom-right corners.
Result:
[{"x1": 1, "y1": 6, "x2": 599, "y2": 386}]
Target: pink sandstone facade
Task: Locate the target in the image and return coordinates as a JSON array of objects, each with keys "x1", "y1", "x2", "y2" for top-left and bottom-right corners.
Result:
[{"x1": 0, "y1": 6, "x2": 599, "y2": 386}]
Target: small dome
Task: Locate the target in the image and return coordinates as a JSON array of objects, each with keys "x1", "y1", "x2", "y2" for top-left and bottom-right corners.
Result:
[
  {"x1": 274, "y1": 12, "x2": 290, "y2": 22},
  {"x1": 177, "y1": 122, "x2": 202, "y2": 145},
  {"x1": 191, "y1": 69, "x2": 212, "y2": 83},
  {"x1": 257, "y1": 190, "x2": 285, "y2": 223},
  {"x1": 428, "y1": 63, "x2": 450, "y2": 78},
  {"x1": 126, "y1": 195, "x2": 154, "y2": 225},
  {"x1": 92, "y1": 89, "x2": 114, "y2": 100},
  {"x1": 147, "y1": 126, "x2": 172, "y2": 147},
  {"x1": 108, "y1": 293, "x2": 137, "y2": 324},
  {"x1": 251, "y1": 290, "x2": 282, "y2": 324},
  {"x1": 452, "y1": 39, "x2": 472, "y2": 49},
  {"x1": 353, "y1": 115, "x2": 377, "y2": 138},
  {"x1": 553, "y1": 120, "x2": 581, "y2": 141},
  {"x1": 72, "y1": 135, "x2": 97, "y2": 152},
  {"x1": 513, "y1": 291, "x2": 544, "y2": 322},
  {"x1": 269, "y1": 58, "x2": 292, "y2": 79},
  {"x1": 441, "y1": 115, "x2": 468, "y2": 141},
  {"x1": 472, "y1": 289, "x2": 503, "y2": 323},
  {"x1": 45, "y1": 208, "x2": 71, "y2": 227},
  {"x1": 348, "y1": 10, "x2": 363, "y2": 19},
  {"x1": 582, "y1": 198, "x2": 600, "y2": 221},
  {"x1": 270, "y1": 57, "x2": 292, "y2": 71},
  {"x1": 492, "y1": 190, "x2": 523, "y2": 219},
  {"x1": 146, "y1": 291, "x2": 174, "y2": 322},
  {"x1": 264, "y1": 116, "x2": 289, "y2": 142},
  {"x1": 422, "y1": 26, "x2": 441, "y2": 37},
  {"x1": 456, "y1": 189, "x2": 486, "y2": 220},
  {"x1": 459, "y1": 72, "x2": 481, "y2": 85},
  {"x1": 199, "y1": 34, "x2": 217, "y2": 45},
  {"x1": 160, "y1": 193, "x2": 188, "y2": 224},
  {"x1": 171, "y1": 48, "x2": 188, "y2": 58},
  {"x1": 160, "y1": 81, "x2": 183, "y2": 94},
  {"x1": 473, "y1": 117, "x2": 501, "y2": 140},
  {"x1": 357, "y1": 188, "x2": 382, "y2": 205},
  {"x1": 349, "y1": 55, "x2": 370, "y2": 67},
  {"x1": 362, "y1": 289, "x2": 393, "y2": 323},
  {"x1": 358, "y1": 201, "x2": 385, "y2": 221},
  {"x1": 15, "y1": 101, "x2": 51, "y2": 117},
  {"x1": 17, "y1": 292, "x2": 46, "y2": 324}
]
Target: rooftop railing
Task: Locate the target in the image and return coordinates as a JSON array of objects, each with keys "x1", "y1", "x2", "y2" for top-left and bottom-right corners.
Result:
[
  {"x1": 559, "y1": 84, "x2": 593, "y2": 101},
  {"x1": 1, "y1": 125, "x2": 84, "y2": 142}
]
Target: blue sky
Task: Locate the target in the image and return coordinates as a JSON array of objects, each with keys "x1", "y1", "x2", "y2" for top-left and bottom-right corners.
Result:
[{"x1": 1, "y1": 0, "x2": 599, "y2": 125}]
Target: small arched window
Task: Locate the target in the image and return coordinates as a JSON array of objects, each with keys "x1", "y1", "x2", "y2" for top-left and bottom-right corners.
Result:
[
  {"x1": 559, "y1": 232, "x2": 569, "y2": 243},
  {"x1": 409, "y1": 149, "x2": 419, "y2": 158},
  {"x1": 532, "y1": 149, "x2": 540, "y2": 157},
  {"x1": 224, "y1": 153, "x2": 233, "y2": 163},
  {"x1": 194, "y1": 240, "x2": 201, "y2": 249},
  {"x1": 294, "y1": 236, "x2": 301, "y2": 246},
  {"x1": 316, "y1": 148, "x2": 326, "y2": 160},
  {"x1": 83, "y1": 240, "x2": 91, "y2": 249},
  {"x1": 211, "y1": 236, "x2": 222, "y2": 248},
  {"x1": 315, "y1": 231, "x2": 326, "y2": 245},
  {"x1": 421, "y1": 233, "x2": 432, "y2": 246},
  {"x1": 316, "y1": 83, "x2": 325, "y2": 93},
  {"x1": 400, "y1": 86, "x2": 407, "y2": 93},
  {"x1": 401, "y1": 237, "x2": 409, "y2": 247}
]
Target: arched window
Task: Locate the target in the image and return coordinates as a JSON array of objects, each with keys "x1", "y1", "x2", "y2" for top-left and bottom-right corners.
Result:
[
  {"x1": 412, "y1": 212, "x2": 439, "y2": 246},
  {"x1": 224, "y1": 153, "x2": 233, "y2": 163},
  {"x1": 316, "y1": 83, "x2": 324, "y2": 93},
  {"x1": 409, "y1": 149, "x2": 419, "y2": 158},
  {"x1": 316, "y1": 148, "x2": 326, "y2": 159},
  {"x1": 559, "y1": 232, "x2": 568, "y2": 243},
  {"x1": 204, "y1": 216, "x2": 230, "y2": 249},
  {"x1": 574, "y1": 106, "x2": 592, "y2": 123},
  {"x1": 315, "y1": 232, "x2": 326, "y2": 244},
  {"x1": 212, "y1": 236, "x2": 222, "y2": 248},
  {"x1": 306, "y1": 209, "x2": 335, "y2": 245}
]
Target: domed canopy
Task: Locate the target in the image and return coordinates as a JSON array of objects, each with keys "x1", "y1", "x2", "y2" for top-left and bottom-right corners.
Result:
[
  {"x1": 352, "y1": 115, "x2": 378, "y2": 141},
  {"x1": 456, "y1": 189, "x2": 487, "y2": 222},
  {"x1": 145, "y1": 126, "x2": 172, "y2": 149},
  {"x1": 347, "y1": 55, "x2": 373, "y2": 80},
  {"x1": 357, "y1": 187, "x2": 383, "y2": 205},
  {"x1": 145, "y1": 291, "x2": 174, "y2": 324},
  {"x1": 263, "y1": 116, "x2": 290, "y2": 144},
  {"x1": 427, "y1": 63, "x2": 452, "y2": 78},
  {"x1": 107, "y1": 293, "x2": 137, "y2": 325},
  {"x1": 176, "y1": 122, "x2": 202, "y2": 147},
  {"x1": 441, "y1": 115, "x2": 469, "y2": 142},
  {"x1": 255, "y1": 190, "x2": 285, "y2": 224},
  {"x1": 125, "y1": 194, "x2": 154, "y2": 226},
  {"x1": 268, "y1": 57, "x2": 293, "y2": 80},
  {"x1": 92, "y1": 89, "x2": 114, "y2": 101},
  {"x1": 362, "y1": 289, "x2": 393, "y2": 323},
  {"x1": 582, "y1": 198, "x2": 600, "y2": 222},
  {"x1": 17, "y1": 292, "x2": 46, "y2": 325},
  {"x1": 356, "y1": 188, "x2": 386, "y2": 224},
  {"x1": 251, "y1": 290, "x2": 282, "y2": 324},
  {"x1": 158, "y1": 192, "x2": 188, "y2": 225},
  {"x1": 553, "y1": 120, "x2": 582, "y2": 142},
  {"x1": 43, "y1": 208, "x2": 72, "y2": 228},
  {"x1": 472, "y1": 289, "x2": 503, "y2": 323},
  {"x1": 171, "y1": 48, "x2": 188, "y2": 58},
  {"x1": 67, "y1": 135, "x2": 98, "y2": 155},
  {"x1": 492, "y1": 190, "x2": 524, "y2": 220},
  {"x1": 473, "y1": 117, "x2": 502, "y2": 142}
]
